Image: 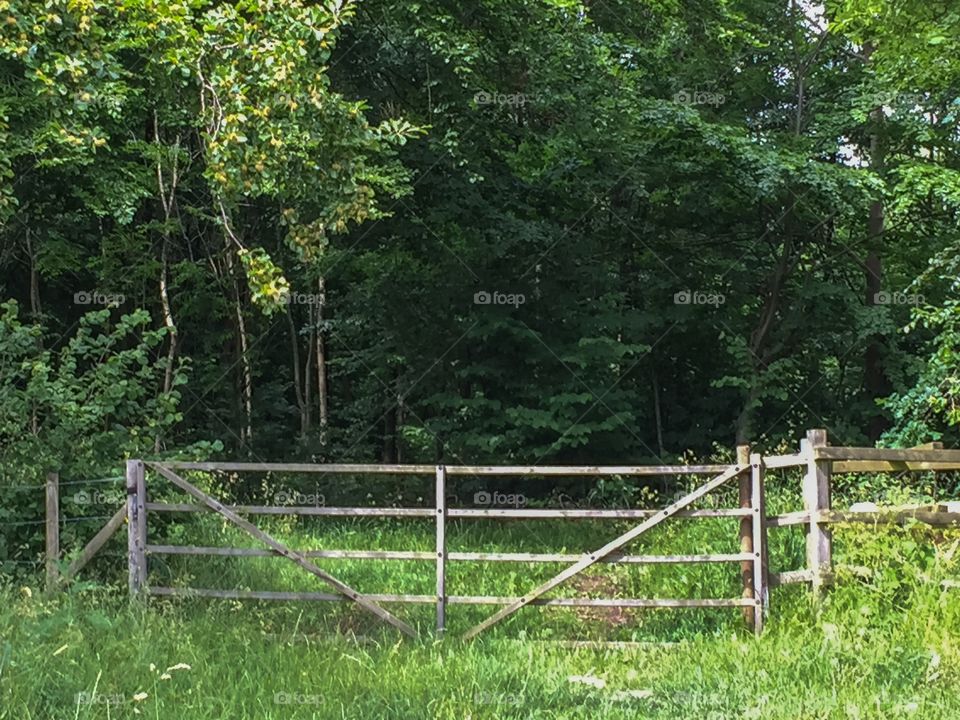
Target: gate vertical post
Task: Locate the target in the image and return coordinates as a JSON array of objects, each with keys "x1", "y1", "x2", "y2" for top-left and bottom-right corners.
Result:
[
  {"x1": 737, "y1": 444, "x2": 754, "y2": 628},
  {"x1": 45, "y1": 471, "x2": 60, "y2": 594},
  {"x1": 750, "y1": 453, "x2": 768, "y2": 634},
  {"x1": 126, "y1": 460, "x2": 147, "y2": 596},
  {"x1": 802, "y1": 429, "x2": 832, "y2": 595},
  {"x1": 435, "y1": 464, "x2": 447, "y2": 633}
]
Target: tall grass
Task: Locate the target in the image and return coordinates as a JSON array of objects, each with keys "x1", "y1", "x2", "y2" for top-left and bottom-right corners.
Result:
[{"x1": 2, "y1": 500, "x2": 958, "y2": 719}]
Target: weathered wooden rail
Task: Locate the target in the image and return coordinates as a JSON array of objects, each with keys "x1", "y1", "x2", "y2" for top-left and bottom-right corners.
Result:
[{"x1": 38, "y1": 429, "x2": 960, "y2": 639}]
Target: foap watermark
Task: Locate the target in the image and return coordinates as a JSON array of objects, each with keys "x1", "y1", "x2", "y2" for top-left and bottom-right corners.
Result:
[
  {"x1": 473, "y1": 490, "x2": 527, "y2": 508},
  {"x1": 73, "y1": 489, "x2": 124, "y2": 506},
  {"x1": 274, "y1": 691, "x2": 322, "y2": 705},
  {"x1": 279, "y1": 290, "x2": 325, "y2": 306},
  {"x1": 74, "y1": 290, "x2": 125, "y2": 306},
  {"x1": 272, "y1": 486, "x2": 326, "y2": 507},
  {"x1": 674, "y1": 289, "x2": 725, "y2": 307},
  {"x1": 857, "y1": 91, "x2": 924, "y2": 109},
  {"x1": 474, "y1": 290, "x2": 525, "y2": 308},
  {"x1": 76, "y1": 692, "x2": 125, "y2": 706},
  {"x1": 474, "y1": 91, "x2": 531, "y2": 107},
  {"x1": 673, "y1": 89, "x2": 725, "y2": 107},
  {"x1": 874, "y1": 291, "x2": 925, "y2": 306},
  {"x1": 474, "y1": 690, "x2": 523, "y2": 706}
]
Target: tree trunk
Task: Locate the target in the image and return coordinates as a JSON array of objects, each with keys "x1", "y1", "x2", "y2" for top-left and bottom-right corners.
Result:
[
  {"x1": 152, "y1": 114, "x2": 181, "y2": 453},
  {"x1": 382, "y1": 404, "x2": 397, "y2": 463},
  {"x1": 316, "y1": 276, "x2": 328, "y2": 446},
  {"x1": 225, "y1": 246, "x2": 254, "y2": 449},
  {"x1": 287, "y1": 304, "x2": 309, "y2": 439},
  {"x1": 735, "y1": 233, "x2": 794, "y2": 444},
  {"x1": 864, "y1": 63, "x2": 890, "y2": 442},
  {"x1": 156, "y1": 234, "x2": 179, "y2": 453},
  {"x1": 26, "y1": 228, "x2": 41, "y2": 317},
  {"x1": 652, "y1": 369, "x2": 665, "y2": 457}
]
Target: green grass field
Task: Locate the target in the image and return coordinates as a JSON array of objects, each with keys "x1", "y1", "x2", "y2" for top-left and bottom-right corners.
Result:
[{"x1": 2, "y1": 482, "x2": 960, "y2": 719}]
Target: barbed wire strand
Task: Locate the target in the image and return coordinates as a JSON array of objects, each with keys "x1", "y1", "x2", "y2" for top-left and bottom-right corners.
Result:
[
  {"x1": 1, "y1": 514, "x2": 118, "y2": 527},
  {"x1": 62, "y1": 515, "x2": 116, "y2": 523},
  {"x1": 2, "y1": 476, "x2": 124, "y2": 492}
]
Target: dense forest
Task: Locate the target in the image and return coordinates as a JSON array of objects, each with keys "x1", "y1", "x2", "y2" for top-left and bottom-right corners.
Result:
[
  {"x1": 2, "y1": 0, "x2": 959, "y2": 480},
  {"x1": 3, "y1": 3, "x2": 960, "y2": 718}
]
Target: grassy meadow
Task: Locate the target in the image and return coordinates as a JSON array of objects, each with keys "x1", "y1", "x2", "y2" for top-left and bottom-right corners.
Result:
[{"x1": 1, "y1": 476, "x2": 959, "y2": 719}]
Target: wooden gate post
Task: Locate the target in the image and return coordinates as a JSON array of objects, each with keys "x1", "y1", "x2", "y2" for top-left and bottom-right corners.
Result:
[
  {"x1": 750, "y1": 453, "x2": 768, "y2": 634},
  {"x1": 435, "y1": 464, "x2": 447, "y2": 633},
  {"x1": 45, "y1": 471, "x2": 60, "y2": 594},
  {"x1": 802, "y1": 429, "x2": 832, "y2": 594},
  {"x1": 737, "y1": 444, "x2": 754, "y2": 628},
  {"x1": 126, "y1": 460, "x2": 147, "y2": 596}
]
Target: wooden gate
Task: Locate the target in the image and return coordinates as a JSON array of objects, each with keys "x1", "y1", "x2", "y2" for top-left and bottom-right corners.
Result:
[
  {"x1": 128, "y1": 458, "x2": 769, "y2": 639},
  {"x1": 35, "y1": 429, "x2": 960, "y2": 638}
]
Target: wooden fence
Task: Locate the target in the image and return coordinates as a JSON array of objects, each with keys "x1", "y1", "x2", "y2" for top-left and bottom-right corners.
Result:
[{"x1": 39, "y1": 429, "x2": 960, "y2": 639}]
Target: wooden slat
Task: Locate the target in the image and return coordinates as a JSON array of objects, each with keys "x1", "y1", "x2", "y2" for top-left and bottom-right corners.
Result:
[
  {"x1": 770, "y1": 569, "x2": 813, "y2": 587},
  {"x1": 448, "y1": 508, "x2": 751, "y2": 519},
  {"x1": 148, "y1": 587, "x2": 752, "y2": 608},
  {"x1": 815, "y1": 446, "x2": 960, "y2": 464},
  {"x1": 435, "y1": 465, "x2": 447, "y2": 633},
  {"x1": 750, "y1": 453, "x2": 768, "y2": 634},
  {"x1": 126, "y1": 461, "x2": 145, "y2": 595},
  {"x1": 149, "y1": 587, "x2": 433, "y2": 603},
  {"x1": 144, "y1": 544, "x2": 752, "y2": 565},
  {"x1": 832, "y1": 460, "x2": 960, "y2": 473},
  {"x1": 61, "y1": 505, "x2": 127, "y2": 585},
  {"x1": 766, "y1": 511, "x2": 811, "y2": 528},
  {"x1": 155, "y1": 462, "x2": 435, "y2": 474},
  {"x1": 736, "y1": 444, "x2": 753, "y2": 629},
  {"x1": 135, "y1": 461, "x2": 147, "y2": 589},
  {"x1": 145, "y1": 503, "x2": 433, "y2": 517},
  {"x1": 148, "y1": 463, "x2": 416, "y2": 638},
  {"x1": 450, "y1": 596, "x2": 754, "y2": 608},
  {"x1": 766, "y1": 508, "x2": 960, "y2": 528},
  {"x1": 145, "y1": 503, "x2": 748, "y2": 519},
  {"x1": 462, "y1": 464, "x2": 745, "y2": 640},
  {"x1": 445, "y1": 464, "x2": 730, "y2": 476},
  {"x1": 152, "y1": 462, "x2": 730, "y2": 476},
  {"x1": 823, "y1": 510, "x2": 960, "y2": 527},
  {"x1": 762, "y1": 454, "x2": 807, "y2": 469},
  {"x1": 146, "y1": 545, "x2": 436, "y2": 560}
]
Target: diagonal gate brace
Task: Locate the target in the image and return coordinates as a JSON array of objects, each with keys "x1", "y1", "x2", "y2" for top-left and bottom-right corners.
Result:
[
  {"x1": 148, "y1": 463, "x2": 417, "y2": 638},
  {"x1": 462, "y1": 463, "x2": 746, "y2": 639}
]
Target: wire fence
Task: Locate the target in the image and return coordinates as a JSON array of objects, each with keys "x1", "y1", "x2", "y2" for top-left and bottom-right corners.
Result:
[{"x1": 1, "y1": 474, "x2": 127, "y2": 574}]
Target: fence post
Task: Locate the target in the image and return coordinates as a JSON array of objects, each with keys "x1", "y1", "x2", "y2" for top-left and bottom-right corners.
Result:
[
  {"x1": 126, "y1": 460, "x2": 147, "y2": 595},
  {"x1": 802, "y1": 429, "x2": 832, "y2": 594},
  {"x1": 45, "y1": 471, "x2": 60, "y2": 594},
  {"x1": 435, "y1": 464, "x2": 447, "y2": 633},
  {"x1": 737, "y1": 444, "x2": 754, "y2": 628},
  {"x1": 750, "y1": 453, "x2": 768, "y2": 634}
]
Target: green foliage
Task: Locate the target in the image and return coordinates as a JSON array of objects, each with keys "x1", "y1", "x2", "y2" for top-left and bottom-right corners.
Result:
[
  {"x1": 0, "y1": 300, "x2": 205, "y2": 565},
  {"x1": 2, "y1": 0, "x2": 960, "y2": 491},
  {"x1": 0, "y1": 301, "x2": 187, "y2": 476}
]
